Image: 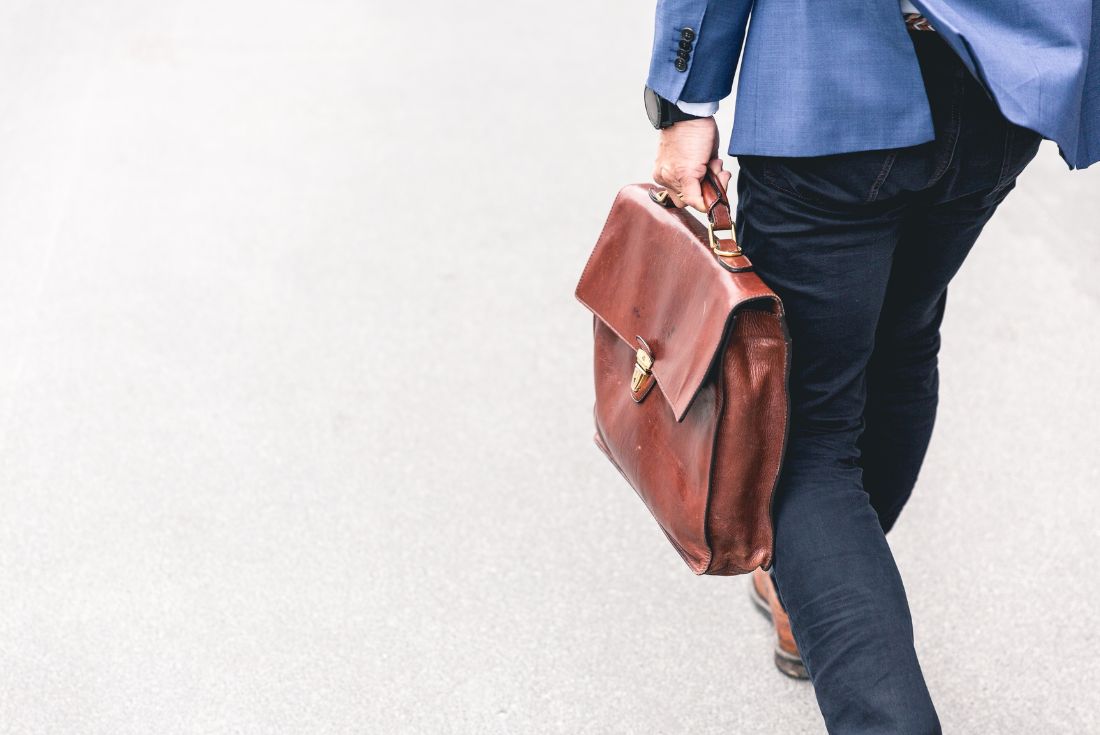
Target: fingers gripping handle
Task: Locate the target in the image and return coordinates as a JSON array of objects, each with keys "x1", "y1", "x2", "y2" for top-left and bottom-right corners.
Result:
[
  {"x1": 646, "y1": 169, "x2": 732, "y2": 226},
  {"x1": 646, "y1": 171, "x2": 746, "y2": 263}
]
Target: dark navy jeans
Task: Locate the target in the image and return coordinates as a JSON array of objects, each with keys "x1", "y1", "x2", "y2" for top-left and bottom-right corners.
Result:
[{"x1": 734, "y1": 30, "x2": 1042, "y2": 735}]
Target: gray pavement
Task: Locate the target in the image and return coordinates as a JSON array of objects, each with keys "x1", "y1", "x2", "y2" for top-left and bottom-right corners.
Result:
[{"x1": 0, "y1": 2, "x2": 1098, "y2": 733}]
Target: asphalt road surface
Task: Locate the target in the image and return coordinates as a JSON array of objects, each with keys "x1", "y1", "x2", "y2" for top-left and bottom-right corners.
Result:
[{"x1": 0, "y1": 2, "x2": 1097, "y2": 733}]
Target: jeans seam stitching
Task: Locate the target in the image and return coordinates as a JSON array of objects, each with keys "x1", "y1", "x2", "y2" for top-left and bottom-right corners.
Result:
[
  {"x1": 867, "y1": 152, "x2": 898, "y2": 202},
  {"x1": 928, "y1": 75, "x2": 965, "y2": 185},
  {"x1": 993, "y1": 125, "x2": 1016, "y2": 193},
  {"x1": 760, "y1": 162, "x2": 823, "y2": 205}
]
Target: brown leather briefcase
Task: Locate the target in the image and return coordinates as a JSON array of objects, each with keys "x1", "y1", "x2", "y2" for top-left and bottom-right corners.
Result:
[{"x1": 575, "y1": 173, "x2": 791, "y2": 575}]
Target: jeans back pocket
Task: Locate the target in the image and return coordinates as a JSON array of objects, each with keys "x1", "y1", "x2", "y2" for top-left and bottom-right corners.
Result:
[{"x1": 740, "y1": 148, "x2": 901, "y2": 207}]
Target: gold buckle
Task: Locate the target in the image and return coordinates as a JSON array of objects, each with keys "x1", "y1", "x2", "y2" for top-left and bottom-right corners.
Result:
[{"x1": 708, "y1": 222, "x2": 742, "y2": 257}]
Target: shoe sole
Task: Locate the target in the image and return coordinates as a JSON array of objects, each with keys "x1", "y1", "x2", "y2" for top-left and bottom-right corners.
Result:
[{"x1": 748, "y1": 578, "x2": 810, "y2": 681}]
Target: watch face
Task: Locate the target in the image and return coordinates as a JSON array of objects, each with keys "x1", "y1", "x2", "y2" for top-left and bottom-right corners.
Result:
[{"x1": 644, "y1": 87, "x2": 663, "y2": 129}]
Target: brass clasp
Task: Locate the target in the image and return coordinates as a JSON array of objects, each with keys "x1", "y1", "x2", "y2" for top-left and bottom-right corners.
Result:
[
  {"x1": 631, "y1": 337, "x2": 655, "y2": 403},
  {"x1": 708, "y1": 222, "x2": 743, "y2": 257}
]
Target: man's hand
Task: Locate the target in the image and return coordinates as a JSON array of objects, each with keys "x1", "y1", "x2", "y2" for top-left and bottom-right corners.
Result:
[{"x1": 652, "y1": 116, "x2": 732, "y2": 212}]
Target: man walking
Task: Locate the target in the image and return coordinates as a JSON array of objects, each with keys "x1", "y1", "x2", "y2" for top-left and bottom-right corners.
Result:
[{"x1": 642, "y1": 1, "x2": 1098, "y2": 731}]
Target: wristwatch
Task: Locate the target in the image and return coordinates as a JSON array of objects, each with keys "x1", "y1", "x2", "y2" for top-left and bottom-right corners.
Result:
[{"x1": 644, "y1": 86, "x2": 705, "y2": 129}]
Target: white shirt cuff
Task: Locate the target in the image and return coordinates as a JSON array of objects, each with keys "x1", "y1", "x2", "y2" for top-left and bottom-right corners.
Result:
[{"x1": 675, "y1": 100, "x2": 719, "y2": 117}]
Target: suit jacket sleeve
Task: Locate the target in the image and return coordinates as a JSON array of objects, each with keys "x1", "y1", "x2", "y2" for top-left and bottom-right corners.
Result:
[{"x1": 645, "y1": 0, "x2": 755, "y2": 104}]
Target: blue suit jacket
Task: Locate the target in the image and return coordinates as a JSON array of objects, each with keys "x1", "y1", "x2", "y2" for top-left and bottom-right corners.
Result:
[{"x1": 647, "y1": 0, "x2": 1100, "y2": 169}]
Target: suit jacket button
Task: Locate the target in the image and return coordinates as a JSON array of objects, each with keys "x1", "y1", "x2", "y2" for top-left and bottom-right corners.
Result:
[
  {"x1": 674, "y1": 59, "x2": 688, "y2": 71},
  {"x1": 679, "y1": 39, "x2": 692, "y2": 50},
  {"x1": 677, "y1": 49, "x2": 690, "y2": 61},
  {"x1": 680, "y1": 28, "x2": 696, "y2": 41}
]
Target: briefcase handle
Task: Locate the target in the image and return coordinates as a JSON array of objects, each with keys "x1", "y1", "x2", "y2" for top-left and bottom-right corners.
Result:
[
  {"x1": 699, "y1": 169, "x2": 742, "y2": 257},
  {"x1": 648, "y1": 170, "x2": 744, "y2": 260}
]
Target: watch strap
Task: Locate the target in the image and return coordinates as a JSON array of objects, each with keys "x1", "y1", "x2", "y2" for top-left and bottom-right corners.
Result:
[{"x1": 665, "y1": 101, "x2": 704, "y2": 125}]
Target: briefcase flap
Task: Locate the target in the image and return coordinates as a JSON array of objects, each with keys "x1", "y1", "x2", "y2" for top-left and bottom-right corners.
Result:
[{"x1": 575, "y1": 184, "x2": 781, "y2": 422}]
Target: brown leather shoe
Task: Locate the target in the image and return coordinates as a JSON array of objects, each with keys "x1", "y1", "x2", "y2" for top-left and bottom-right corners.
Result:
[{"x1": 750, "y1": 568, "x2": 808, "y2": 680}]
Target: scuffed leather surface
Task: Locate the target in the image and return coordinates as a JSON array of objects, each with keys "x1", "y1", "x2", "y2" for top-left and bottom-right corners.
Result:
[
  {"x1": 576, "y1": 185, "x2": 780, "y2": 422},
  {"x1": 576, "y1": 184, "x2": 791, "y2": 576},
  {"x1": 706, "y1": 309, "x2": 789, "y2": 573},
  {"x1": 592, "y1": 317, "x2": 716, "y2": 573}
]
